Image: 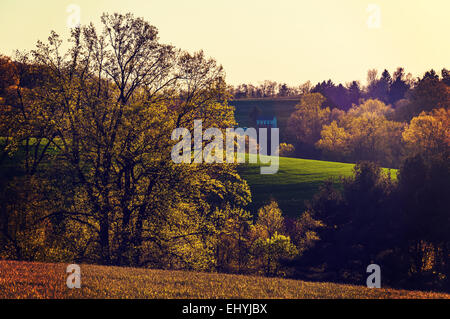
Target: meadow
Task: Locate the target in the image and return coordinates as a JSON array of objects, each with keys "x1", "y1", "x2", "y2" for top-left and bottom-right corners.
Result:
[
  {"x1": 238, "y1": 156, "x2": 397, "y2": 218},
  {"x1": 0, "y1": 260, "x2": 447, "y2": 299}
]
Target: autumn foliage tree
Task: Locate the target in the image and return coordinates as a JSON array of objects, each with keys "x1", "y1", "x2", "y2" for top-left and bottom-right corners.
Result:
[
  {"x1": 287, "y1": 93, "x2": 331, "y2": 156},
  {"x1": 0, "y1": 13, "x2": 251, "y2": 267},
  {"x1": 402, "y1": 108, "x2": 449, "y2": 159},
  {"x1": 316, "y1": 99, "x2": 404, "y2": 166},
  {"x1": 249, "y1": 201, "x2": 297, "y2": 276}
]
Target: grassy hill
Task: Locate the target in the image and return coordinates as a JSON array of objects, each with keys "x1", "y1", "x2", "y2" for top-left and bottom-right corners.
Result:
[
  {"x1": 238, "y1": 156, "x2": 396, "y2": 218},
  {"x1": 0, "y1": 260, "x2": 447, "y2": 299}
]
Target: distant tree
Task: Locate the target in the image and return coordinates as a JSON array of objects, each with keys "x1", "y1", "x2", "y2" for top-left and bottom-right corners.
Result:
[
  {"x1": 278, "y1": 83, "x2": 290, "y2": 97},
  {"x1": 260, "y1": 80, "x2": 278, "y2": 97},
  {"x1": 346, "y1": 81, "x2": 362, "y2": 108},
  {"x1": 346, "y1": 98, "x2": 393, "y2": 118},
  {"x1": 366, "y1": 69, "x2": 378, "y2": 87},
  {"x1": 312, "y1": 80, "x2": 339, "y2": 108},
  {"x1": 0, "y1": 55, "x2": 16, "y2": 95},
  {"x1": 287, "y1": 93, "x2": 331, "y2": 156},
  {"x1": 422, "y1": 69, "x2": 440, "y2": 81},
  {"x1": 279, "y1": 143, "x2": 295, "y2": 157},
  {"x1": 234, "y1": 84, "x2": 248, "y2": 98},
  {"x1": 317, "y1": 99, "x2": 404, "y2": 166},
  {"x1": 402, "y1": 108, "x2": 449, "y2": 159},
  {"x1": 367, "y1": 69, "x2": 391, "y2": 103},
  {"x1": 332, "y1": 84, "x2": 349, "y2": 109},
  {"x1": 389, "y1": 67, "x2": 410, "y2": 104},
  {"x1": 290, "y1": 211, "x2": 324, "y2": 254},
  {"x1": 316, "y1": 121, "x2": 350, "y2": 161},
  {"x1": 250, "y1": 201, "x2": 297, "y2": 276},
  {"x1": 442, "y1": 68, "x2": 450, "y2": 86},
  {"x1": 253, "y1": 201, "x2": 285, "y2": 239},
  {"x1": 405, "y1": 71, "x2": 450, "y2": 120},
  {"x1": 298, "y1": 81, "x2": 311, "y2": 95}
]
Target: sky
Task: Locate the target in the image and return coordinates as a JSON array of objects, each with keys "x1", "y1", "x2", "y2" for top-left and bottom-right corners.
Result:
[{"x1": 0, "y1": 0, "x2": 449, "y2": 86}]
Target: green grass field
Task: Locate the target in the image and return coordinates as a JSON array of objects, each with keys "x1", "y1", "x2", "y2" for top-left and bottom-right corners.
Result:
[
  {"x1": 238, "y1": 156, "x2": 396, "y2": 218},
  {"x1": 0, "y1": 260, "x2": 447, "y2": 299}
]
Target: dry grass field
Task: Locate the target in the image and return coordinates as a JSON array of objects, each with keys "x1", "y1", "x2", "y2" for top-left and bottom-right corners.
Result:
[{"x1": 0, "y1": 260, "x2": 448, "y2": 299}]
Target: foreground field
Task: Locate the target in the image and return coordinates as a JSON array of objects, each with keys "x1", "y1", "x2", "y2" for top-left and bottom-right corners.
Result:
[{"x1": 0, "y1": 260, "x2": 447, "y2": 299}]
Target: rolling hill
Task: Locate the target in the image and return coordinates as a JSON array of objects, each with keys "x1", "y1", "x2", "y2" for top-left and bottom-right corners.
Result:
[{"x1": 238, "y1": 156, "x2": 396, "y2": 218}]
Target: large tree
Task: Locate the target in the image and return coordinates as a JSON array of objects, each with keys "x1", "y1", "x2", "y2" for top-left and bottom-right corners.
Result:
[{"x1": 2, "y1": 13, "x2": 250, "y2": 266}]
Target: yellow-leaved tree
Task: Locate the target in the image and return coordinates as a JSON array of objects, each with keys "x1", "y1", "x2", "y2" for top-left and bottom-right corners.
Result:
[
  {"x1": 317, "y1": 99, "x2": 404, "y2": 166},
  {"x1": 287, "y1": 93, "x2": 331, "y2": 156},
  {"x1": 402, "y1": 108, "x2": 449, "y2": 159},
  {"x1": 0, "y1": 13, "x2": 251, "y2": 268}
]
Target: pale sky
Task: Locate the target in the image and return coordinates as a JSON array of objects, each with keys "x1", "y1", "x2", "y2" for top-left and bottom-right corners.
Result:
[{"x1": 0, "y1": 0, "x2": 449, "y2": 86}]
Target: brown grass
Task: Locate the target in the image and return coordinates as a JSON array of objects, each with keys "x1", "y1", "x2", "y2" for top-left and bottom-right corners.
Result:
[{"x1": 0, "y1": 260, "x2": 448, "y2": 299}]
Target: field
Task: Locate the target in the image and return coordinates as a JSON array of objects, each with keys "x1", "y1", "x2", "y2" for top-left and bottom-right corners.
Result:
[
  {"x1": 238, "y1": 156, "x2": 397, "y2": 217},
  {"x1": 0, "y1": 260, "x2": 447, "y2": 299},
  {"x1": 239, "y1": 156, "x2": 390, "y2": 218}
]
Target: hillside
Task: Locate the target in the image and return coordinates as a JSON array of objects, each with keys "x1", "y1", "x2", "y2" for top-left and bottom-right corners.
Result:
[
  {"x1": 0, "y1": 260, "x2": 447, "y2": 299},
  {"x1": 238, "y1": 156, "x2": 396, "y2": 217}
]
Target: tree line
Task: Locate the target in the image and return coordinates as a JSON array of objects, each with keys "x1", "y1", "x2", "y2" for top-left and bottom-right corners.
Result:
[
  {"x1": 283, "y1": 68, "x2": 449, "y2": 167},
  {"x1": 232, "y1": 67, "x2": 449, "y2": 111}
]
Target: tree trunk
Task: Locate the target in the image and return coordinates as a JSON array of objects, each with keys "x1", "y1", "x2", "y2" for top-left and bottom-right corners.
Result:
[{"x1": 99, "y1": 214, "x2": 110, "y2": 264}]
